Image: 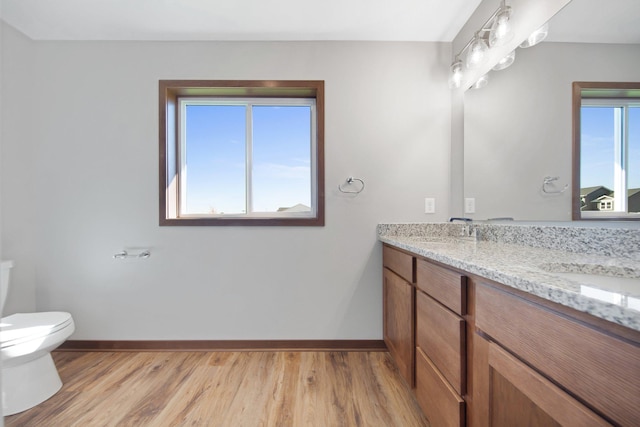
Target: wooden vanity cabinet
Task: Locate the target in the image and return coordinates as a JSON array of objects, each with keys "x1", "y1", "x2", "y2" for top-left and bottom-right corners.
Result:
[
  {"x1": 382, "y1": 245, "x2": 415, "y2": 386},
  {"x1": 382, "y1": 243, "x2": 639, "y2": 426},
  {"x1": 415, "y1": 259, "x2": 467, "y2": 427},
  {"x1": 475, "y1": 281, "x2": 640, "y2": 427}
]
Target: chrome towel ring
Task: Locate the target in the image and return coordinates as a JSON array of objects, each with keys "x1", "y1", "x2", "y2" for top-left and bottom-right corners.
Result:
[
  {"x1": 542, "y1": 176, "x2": 568, "y2": 194},
  {"x1": 338, "y1": 177, "x2": 365, "y2": 194}
]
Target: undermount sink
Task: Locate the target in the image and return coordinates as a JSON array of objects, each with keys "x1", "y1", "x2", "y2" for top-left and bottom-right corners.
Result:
[{"x1": 538, "y1": 262, "x2": 640, "y2": 294}]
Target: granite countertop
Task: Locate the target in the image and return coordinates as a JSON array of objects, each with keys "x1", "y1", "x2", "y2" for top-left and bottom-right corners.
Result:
[{"x1": 378, "y1": 223, "x2": 640, "y2": 332}]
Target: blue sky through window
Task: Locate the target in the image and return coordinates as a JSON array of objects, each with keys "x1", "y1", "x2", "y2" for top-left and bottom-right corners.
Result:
[
  {"x1": 581, "y1": 106, "x2": 639, "y2": 190},
  {"x1": 252, "y1": 106, "x2": 311, "y2": 212},
  {"x1": 629, "y1": 107, "x2": 639, "y2": 190},
  {"x1": 185, "y1": 105, "x2": 246, "y2": 214},
  {"x1": 184, "y1": 103, "x2": 311, "y2": 215},
  {"x1": 581, "y1": 107, "x2": 615, "y2": 189}
]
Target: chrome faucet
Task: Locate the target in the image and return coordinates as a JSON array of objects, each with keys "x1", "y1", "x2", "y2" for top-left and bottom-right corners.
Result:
[
  {"x1": 449, "y1": 217, "x2": 472, "y2": 223},
  {"x1": 449, "y1": 217, "x2": 476, "y2": 239}
]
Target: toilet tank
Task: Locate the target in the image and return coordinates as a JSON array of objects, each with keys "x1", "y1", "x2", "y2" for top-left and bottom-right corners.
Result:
[{"x1": 1, "y1": 260, "x2": 14, "y2": 314}]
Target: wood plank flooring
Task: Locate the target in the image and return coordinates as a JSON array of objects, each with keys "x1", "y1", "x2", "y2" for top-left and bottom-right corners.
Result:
[{"x1": 6, "y1": 351, "x2": 429, "y2": 426}]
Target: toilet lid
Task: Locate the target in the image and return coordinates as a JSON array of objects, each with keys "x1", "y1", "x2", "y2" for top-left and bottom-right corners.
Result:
[{"x1": 1, "y1": 312, "x2": 74, "y2": 349}]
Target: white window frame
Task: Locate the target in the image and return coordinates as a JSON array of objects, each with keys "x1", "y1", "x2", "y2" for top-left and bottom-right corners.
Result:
[{"x1": 177, "y1": 97, "x2": 318, "y2": 219}]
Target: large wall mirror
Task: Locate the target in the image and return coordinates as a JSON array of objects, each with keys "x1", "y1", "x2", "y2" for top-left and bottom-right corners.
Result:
[{"x1": 463, "y1": 0, "x2": 640, "y2": 221}]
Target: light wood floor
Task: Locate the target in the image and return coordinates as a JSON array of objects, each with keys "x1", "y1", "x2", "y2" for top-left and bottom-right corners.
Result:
[{"x1": 6, "y1": 351, "x2": 429, "y2": 426}]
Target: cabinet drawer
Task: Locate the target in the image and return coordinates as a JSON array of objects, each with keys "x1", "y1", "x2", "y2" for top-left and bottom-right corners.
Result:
[
  {"x1": 416, "y1": 291, "x2": 465, "y2": 394},
  {"x1": 476, "y1": 283, "x2": 640, "y2": 427},
  {"x1": 416, "y1": 259, "x2": 466, "y2": 315},
  {"x1": 383, "y1": 245, "x2": 414, "y2": 283},
  {"x1": 416, "y1": 347, "x2": 464, "y2": 427}
]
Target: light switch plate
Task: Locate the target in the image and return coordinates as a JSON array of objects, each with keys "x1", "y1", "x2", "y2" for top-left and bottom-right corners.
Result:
[
  {"x1": 464, "y1": 198, "x2": 476, "y2": 214},
  {"x1": 424, "y1": 198, "x2": 436, "y2": 214}
]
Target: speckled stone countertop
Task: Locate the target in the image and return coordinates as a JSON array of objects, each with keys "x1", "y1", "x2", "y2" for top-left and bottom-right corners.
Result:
[{"x1": 378, "y1": 223, "x2": 640, "y2": 332}]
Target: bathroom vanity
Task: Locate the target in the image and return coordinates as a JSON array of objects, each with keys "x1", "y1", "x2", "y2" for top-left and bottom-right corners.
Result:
[{"x1": 380, "y1": 223, "x2": 640, "y2": 427}]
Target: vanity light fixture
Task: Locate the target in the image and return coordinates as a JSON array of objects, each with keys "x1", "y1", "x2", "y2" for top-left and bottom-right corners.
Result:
[
  {"x1": 448, "y1": 59, "x2": 464, "y2": 89},
  {"x1": 449, "y1": 1, "x2": 514, "y2": 89},
  {"x1": 473, "y1": 73, "x2": 490, "y2": 89},
  {"x1": 465, "y1": 31, "x2": 489, "y2": 69},
  {"x1": 448, "y1": 0, "x2": 550, "y2": 90},
  {"x1": 520, "y1": 22, "x2": 549, "y2": 48},
  {"x1": 488, "y1": 2, "x2": 514, "y2": 47},
  {"x1": 492, "y1": 50, "x2": 516, "y2": 71}
]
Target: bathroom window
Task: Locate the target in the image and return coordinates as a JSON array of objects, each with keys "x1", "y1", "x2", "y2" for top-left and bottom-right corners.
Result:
[
  {"x1": 159, "y1": 80, "x2": 325, "y2": 226},
  {"x1": 573, "y1": 82, "x2": 640, "y2": 220}
]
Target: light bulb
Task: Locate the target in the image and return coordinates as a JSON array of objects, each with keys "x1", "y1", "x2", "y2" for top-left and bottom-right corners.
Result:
[
  {"x1": 520, "y1": 22, "x2": 549, "y2": 48},
  {"x1": 473, "y1": 74, "x2": 489, "y2": 89},
  {"x1": 465, "y1": 34, "x2": 488, "y2": 69},
  {"x1": 448, "y1": 60, "x2": 463, "y2": 89},
  {"x1": 489, "y1": 6, "x2": 513, "y2": 47},
  {"x1": 492, "y1": 50, "x2": 516, "y2": 71}
]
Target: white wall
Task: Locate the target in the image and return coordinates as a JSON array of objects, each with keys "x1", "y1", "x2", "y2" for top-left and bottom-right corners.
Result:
[
  {"x1": 464, "y1": 42, "x2": 640, "y2": 221},
  {"x1": 1, "y1": 25, "x2": 37, "y2": 314},
  {"x1": 1, "y1": 23, "x2": 452, "y2": 339}
]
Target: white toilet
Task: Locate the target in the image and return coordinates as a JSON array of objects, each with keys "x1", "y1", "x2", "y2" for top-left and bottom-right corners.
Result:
[{"x1": 0, "y1": 260, "x2": 75, "y2": 415}]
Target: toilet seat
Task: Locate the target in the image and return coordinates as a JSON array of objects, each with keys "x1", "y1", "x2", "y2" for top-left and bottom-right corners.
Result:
[
  {"x1": 1, "y1": 312, "x2": 74, "y2": 349},
  {"x1": 1, "y1": 311, "x2": 75, "y2": 415}
]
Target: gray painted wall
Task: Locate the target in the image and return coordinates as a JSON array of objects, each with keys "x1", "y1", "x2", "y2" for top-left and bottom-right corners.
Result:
[
  {"x1": 1, "y1": 23, "x2": 453, "y2": 339},
  {"x1": 1, "y1": 25, "x2": 37, "y2": 314}
]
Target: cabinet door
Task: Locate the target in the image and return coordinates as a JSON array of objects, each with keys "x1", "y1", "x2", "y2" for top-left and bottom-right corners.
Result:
[
  {"x1": 487, "y1": 342, "x2": 611, "y2": 427},
  {"x1": 383, "y1": 267, "x2": 414, "y2": 386}
]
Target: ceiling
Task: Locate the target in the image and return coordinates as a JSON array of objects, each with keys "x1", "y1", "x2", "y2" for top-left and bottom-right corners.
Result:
[
  {"x1": 0, "y1": 0, "x2": 482, "y2": 42},
  {"x1": 2, "y1": 0, "x2": 638, "y2": 44}
]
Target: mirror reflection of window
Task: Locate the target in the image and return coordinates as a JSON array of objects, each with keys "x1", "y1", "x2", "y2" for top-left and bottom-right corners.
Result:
[
  {"x1": 580, "y1": 103, "x2": 639, "y2": 214},
  {"x1": 630, "y1": 107, "x2": 640, "y2": 212},
  {"x1": 573, "y1": 82, "x2": 640, "y2": 220}
]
